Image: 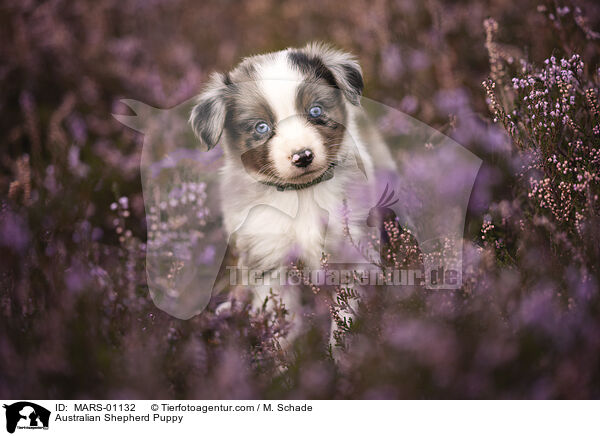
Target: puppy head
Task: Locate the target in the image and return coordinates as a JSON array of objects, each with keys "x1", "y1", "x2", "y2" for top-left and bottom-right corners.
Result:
[{"x1": 190, "y1": 43, "x2": 363, "y2": 185}]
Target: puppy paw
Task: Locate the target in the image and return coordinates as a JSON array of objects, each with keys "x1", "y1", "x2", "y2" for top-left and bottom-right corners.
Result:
[{"x1": 214, "y1": 300, "x2": 232, "y2": 315}]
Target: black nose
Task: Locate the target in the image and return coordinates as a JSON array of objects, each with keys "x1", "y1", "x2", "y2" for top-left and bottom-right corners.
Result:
[{"x1": 291, "y1": 149, "x2": 314, "y2": 168}]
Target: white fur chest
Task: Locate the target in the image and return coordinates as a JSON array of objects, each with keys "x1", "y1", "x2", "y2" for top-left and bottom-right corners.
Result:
[{"x1": 221, "y1": 170, "x2": 345, "y2": 271}]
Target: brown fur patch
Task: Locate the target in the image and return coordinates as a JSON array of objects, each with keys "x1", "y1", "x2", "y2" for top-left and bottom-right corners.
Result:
[{"x1": 296, "y1": 81, "x2": 347, "y2": 163}]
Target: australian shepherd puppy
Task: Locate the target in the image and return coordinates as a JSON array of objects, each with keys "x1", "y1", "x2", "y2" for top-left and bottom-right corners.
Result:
[{"x1": 190, "y1": 42, "x2": 394, "y2": 338}]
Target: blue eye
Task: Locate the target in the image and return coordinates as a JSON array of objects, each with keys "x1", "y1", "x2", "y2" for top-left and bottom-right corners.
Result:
[
  {"x1": 255, "y1": 121, "x2": 270, "y2": 134},
  {"x1": 308, "y1": 105, "x2": 323, "y2": 118}
]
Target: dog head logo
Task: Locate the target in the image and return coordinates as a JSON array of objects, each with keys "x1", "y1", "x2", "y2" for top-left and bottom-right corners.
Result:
[
  {"x1": 3, "y1": 402, "x2": 50, "y2": 434},
  {"x1": 113, "y1": 51, "x2": 481, "y2": 318}
]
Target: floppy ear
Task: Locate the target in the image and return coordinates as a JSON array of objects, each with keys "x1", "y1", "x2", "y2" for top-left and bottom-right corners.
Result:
[
  {"x1": 189, "y1": 72, "x2": 228, "y2": 150},
  {"x1": 301, "y1": 42, "x2": 364, "y2": 105}
]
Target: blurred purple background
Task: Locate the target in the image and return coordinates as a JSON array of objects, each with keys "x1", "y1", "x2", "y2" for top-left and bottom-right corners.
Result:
[{"x1": 1, "y1": 0, "x2": 599, "y2": 399}]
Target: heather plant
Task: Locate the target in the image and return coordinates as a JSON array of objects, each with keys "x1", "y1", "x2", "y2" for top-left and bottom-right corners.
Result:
[{"x1": 483, "y1": 11, "x2": 600, "y2": 279}]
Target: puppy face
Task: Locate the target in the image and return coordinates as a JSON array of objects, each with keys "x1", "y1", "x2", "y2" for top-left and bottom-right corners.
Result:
[{"x1": 190, "y1": 43, "x2": 363, "y2": 185}]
